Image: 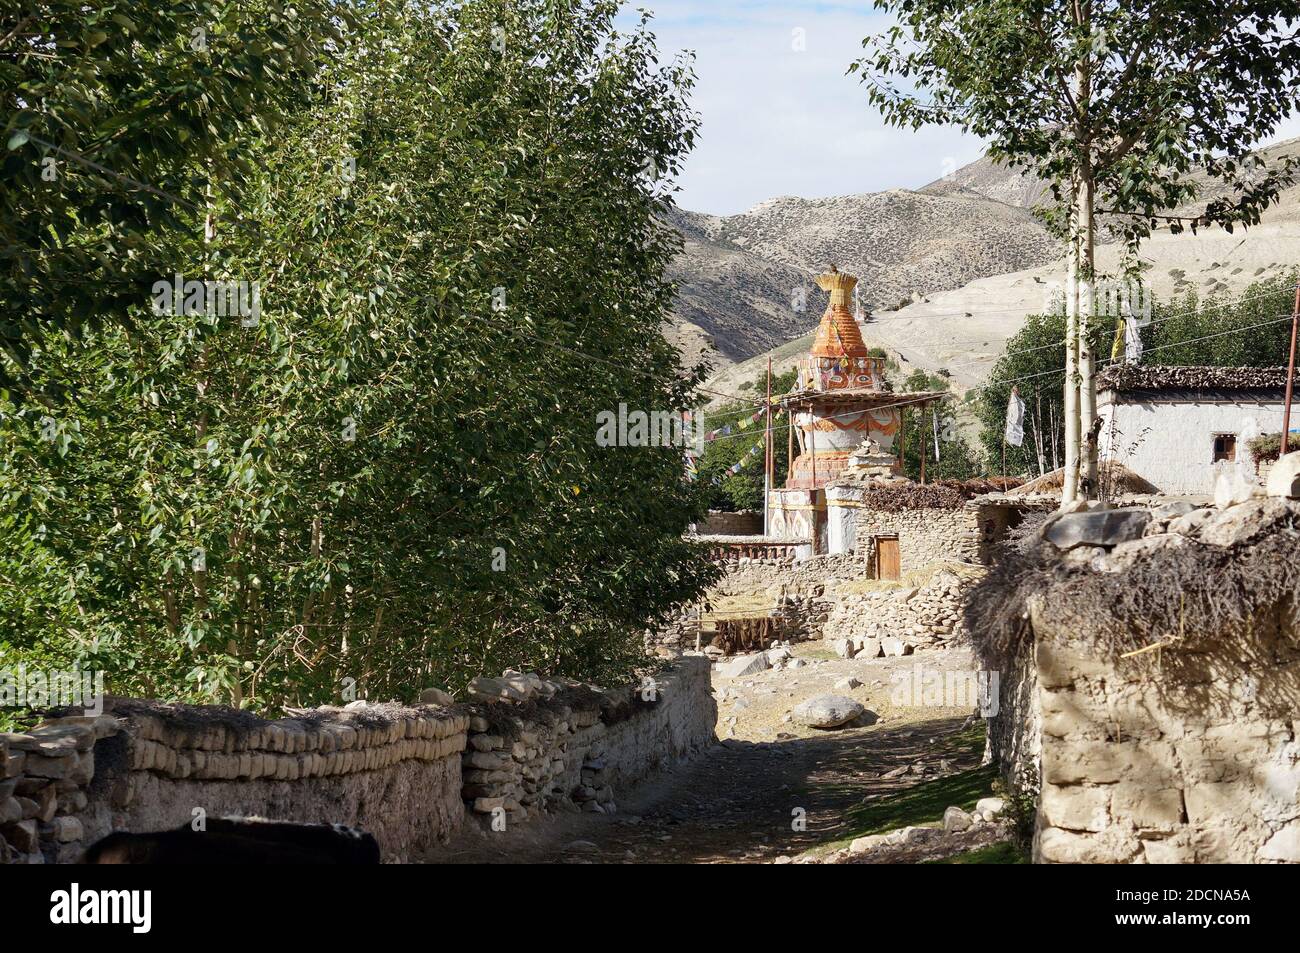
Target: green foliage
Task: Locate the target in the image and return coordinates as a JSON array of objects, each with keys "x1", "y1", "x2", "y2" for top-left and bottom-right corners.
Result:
[
  {"x1": 0, "y1": 1, "x2": 719, "y2": 713},
  {"x1": 811, "y1": 723, "x2": 995, "y2": 854},
  {"x1": 0, "y1": 0, "x2": 350, "y2": 394},
  {"x1": 856, "y1": 1, "x2": 1300, "y2": 258},
  {"x1": 894, "y1": 370, "x2": 982, "y2": 481},
  {"x1": 695, "y1": 369, "x2": 796, "y2": 510},
  {"x1": 992, "y1": 764, "x2": 1040, "y2": 853},
  {"x1": 976, "y1": 273, "x2": 1300, "y2": 476},
  {"x1": 925, "y1": 840, "x2": 1027, "y2": 864},
  {"x1": 1247, "y1": 432, "x2": 1284, "y2": 465}
]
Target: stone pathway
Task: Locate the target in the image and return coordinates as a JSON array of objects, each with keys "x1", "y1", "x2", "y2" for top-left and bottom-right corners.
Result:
[{"x1": 430, "y1": 645, "x2": 998, "y2": 864}]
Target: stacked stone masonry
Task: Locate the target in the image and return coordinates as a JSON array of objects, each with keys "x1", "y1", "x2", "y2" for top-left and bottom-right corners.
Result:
[
  {"x1": 821, "y1": 567, "x2": 983, "y2": 657},
  {"x1": 1033, "y1": 634, "x2": 1300, "y2": 864},
  {"x1": 0, "y1": 657, "x2": 714, "y2": 864},
  {"x1": 459, "y1": 658, "x2": 715, "y2": 825}
]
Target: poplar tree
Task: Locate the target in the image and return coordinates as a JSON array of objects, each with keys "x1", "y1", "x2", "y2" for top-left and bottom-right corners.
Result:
[{"x1": 856, "y1": 1, "x2": 1300, "y2": 502}]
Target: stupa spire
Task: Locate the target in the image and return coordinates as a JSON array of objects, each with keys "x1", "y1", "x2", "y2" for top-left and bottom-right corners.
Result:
[{"x1": 811, "y1": 265, "x2": 869, "y2": 359}]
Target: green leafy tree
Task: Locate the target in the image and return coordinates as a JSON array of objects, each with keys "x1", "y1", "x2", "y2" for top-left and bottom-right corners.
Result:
[
  {"x1": 0, "y1": 0, "x2": 718, "y2": 712},
  {"x1": 0, "y1": 0, "x2": 349, "y2": 395},
  {"x1": 858, "y1": 0, "x2": 1300, "y2": 501},
  {"x1": 977, "y1": 272, "x2": 1300, "y2": 475},
  {"x1": 696, "y1": 369, "x2": 795, "y2": 510},
  {"x1": 894, "y1": 370, "x2": 982, "y2": 480}
]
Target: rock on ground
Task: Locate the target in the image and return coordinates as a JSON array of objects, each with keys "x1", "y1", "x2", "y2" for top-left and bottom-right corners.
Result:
[{"x1": 791, "y1": 695, "x2": 865, "y2": 729}]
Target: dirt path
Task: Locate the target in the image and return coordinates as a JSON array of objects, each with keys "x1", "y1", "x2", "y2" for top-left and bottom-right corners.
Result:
[{"x1": 432, "y1": 646, "x2": 1000, "y2": 864}]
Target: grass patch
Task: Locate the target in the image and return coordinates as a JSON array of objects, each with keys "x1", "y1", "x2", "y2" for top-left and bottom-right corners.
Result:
[
  {"x1": 925, "y1": 841, "x2": 1027, "y2": 864},
  {"x1": 841, "y1": 763, "x2": 998, "y2": 839},
  {"x1": 794, "y1": 645, "x2": 839, "y2": 662},
  {"x1": 807, "y1": 723, "x2": 996, "y2": 855}
]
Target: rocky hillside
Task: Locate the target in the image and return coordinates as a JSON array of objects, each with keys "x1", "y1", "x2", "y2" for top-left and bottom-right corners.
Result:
[
  {"x1": 919, "y1": 155, "x2": 1051, "y2": 209},
  {"x1": 704, "y1": 137, "x2": 1300, "y2": 398},
  {"x1": 666, "y1": 184, "x2": 1060, "y2": 372}
]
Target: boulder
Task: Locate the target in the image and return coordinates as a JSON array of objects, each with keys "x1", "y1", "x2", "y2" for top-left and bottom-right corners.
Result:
[
  {"x1": 467, "y1": 676, "x2": 532, "y2": 704},
  {"x1": 849, "y1": 834, "x2": 888, "y2": 853},
  {"x1": 834, "y1": 677, "x2": 862, "y2": 691},
  {"x1": 1213, "y1": 466, "x2": 1256, "y2": 508},
  {"x1": 791, "y1": 695, "x2": 864, "y2": 729},
  {"x1": 943, "y1": 806, "x2": 974, "y2": 832},
  {"x1": 974, "y1": 796, "x2": 1006, "y2": 821},
  {"x1": 831, "y1": 638, "x2": 856, "y2": 659},
  {"x1": 1168, "y1": 508, "x2": 1214, "y2": 537},
  {"x1": 1044, "y1": 509, "x2": 1150, "y2": 550},
  {"x1": 1266, "y1": 450, "x2": 1300, "y2": 499},
  {"x1": 766, "y1": 646, "x2": 792, "y2": 665},
  {"x1": 880, "y1": 637, "x2": 912, "y2": 658},
  {"x1": 1151, "y1": 500, "x2": 1196, "y2": 520},
  {"x1": 418, "y1": 687, "x2": 455, "y2": 706},
  {"x1": 1198, "y1": 498, "x2": 1294, "y2": 547},
  {"x1": 719, "y1": 652, "x2": 771, "y2": 679},
  {"x1": 852, "y1": 637, "x2": 882, "y2": 659}
]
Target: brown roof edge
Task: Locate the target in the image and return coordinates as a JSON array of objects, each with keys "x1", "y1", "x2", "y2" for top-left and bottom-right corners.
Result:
[{"x1": 1097, "y1": 365, "x2": 1290, "y2": 393}]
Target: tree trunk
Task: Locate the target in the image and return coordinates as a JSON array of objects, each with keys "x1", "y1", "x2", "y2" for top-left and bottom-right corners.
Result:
[
  {"x1": 1077, "y1": 168, "x2": 1099, "y2": 499},
  {"x1": 1062, "y1": 203, "x2": 1081, "y2": 506},
  {"x1": 1076, "y1": 3, "x2": 1097, "y2": 501}
]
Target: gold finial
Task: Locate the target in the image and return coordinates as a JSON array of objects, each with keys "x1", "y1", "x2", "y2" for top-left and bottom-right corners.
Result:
[{"x1": 815, "y1": 267, "x2": 858, "y2": 309}]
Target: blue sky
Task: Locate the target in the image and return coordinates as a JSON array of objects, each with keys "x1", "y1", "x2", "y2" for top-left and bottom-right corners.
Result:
[{"x1": 620, "y1": 1, "x2": 1300, "y2": 217}]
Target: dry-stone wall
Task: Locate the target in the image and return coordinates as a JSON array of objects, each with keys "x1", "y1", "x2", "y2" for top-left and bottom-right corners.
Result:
[
  {"x1": 975, "y1": 494, "x2": 1300, "y2": 863},
  {"x1": 854, "y1": 504, "x2": 1006, "y2": 572},
  {"x1": 821, "y1": 566, "x2": 983, "y2": 657},
  {"x1": 459, "y1": 658, "x2": 714, "y2": 825},
  {"x1": 0, "y1": 657, "x2": 715, "y2": 864},
  {"x1": 696, "y1": 510, "x2": 764, "y2": 536}
]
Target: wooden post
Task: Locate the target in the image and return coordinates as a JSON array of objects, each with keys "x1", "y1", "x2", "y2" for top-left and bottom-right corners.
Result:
[
  {"x1": 899, "y1": 405, "x2": 906, "y2": 474},
  {"x1": 787, "y1": 401, "x2": 794, "y2": 479},
  {"x1": 1282, "y1": 283, "x2": 1300, "y2": 455},
  {"x1": 764, "y1": 358, "x2": 772, "y2": 536},
  {"x1": 919, "y1": 402, "x2": 927, "y2": 485}
]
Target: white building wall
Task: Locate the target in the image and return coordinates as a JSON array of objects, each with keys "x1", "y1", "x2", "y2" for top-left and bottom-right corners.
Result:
[
  {"x1": 1098, "y1": 395, "x2": 1285, "y2": 494},
  {"x1": 825, "y1": 501, "x2": 857, "y2": 555}
]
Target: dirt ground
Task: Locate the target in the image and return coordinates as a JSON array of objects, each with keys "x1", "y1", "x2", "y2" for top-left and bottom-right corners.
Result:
[{"x1": 429, "y1": 644, "x2": 1006, "y2": 864}]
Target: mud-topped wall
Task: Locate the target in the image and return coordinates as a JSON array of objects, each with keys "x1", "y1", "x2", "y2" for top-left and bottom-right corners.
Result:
[
  {"x1": 974, "y1": 496, "x2": 1300, "y2": 864},
  {"x1": 0, "y1": 657, "x2": 715, "y2": 864}
]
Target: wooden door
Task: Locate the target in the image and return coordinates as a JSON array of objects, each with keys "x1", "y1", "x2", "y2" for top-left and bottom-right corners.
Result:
[{"x1": 877, "y1": 536, "x2": 900, "y2": 581}]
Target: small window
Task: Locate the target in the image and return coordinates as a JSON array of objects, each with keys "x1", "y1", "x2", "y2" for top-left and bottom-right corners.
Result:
[{"x1": 1212, "y1": 433, "x2": 1236, "y2": 463}]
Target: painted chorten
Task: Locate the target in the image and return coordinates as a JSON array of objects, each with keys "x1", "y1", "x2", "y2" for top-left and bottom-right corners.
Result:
[{"x1": 781, "y1": 266, "x2": 902, "y2": 488}]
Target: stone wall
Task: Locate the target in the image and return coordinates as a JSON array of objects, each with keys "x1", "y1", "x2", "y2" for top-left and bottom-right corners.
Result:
[
  {"x1": 821, "y1": 565, "x2": 984, "y2": 657},
  {"x1": 649, "y1": 553, "x2": 865, "y2": 652},
  {"x1": 459, "y1": 657, "x2": 714, "y2": 825},
  {"x1": 0, "y1": 658, "x2": 715, "y2": 864},
  {"x1": 974, "y1": 496, "x2": 1300, "y2": 863},
  {"x1": 696, "y1": 510, "x2": 764, "y2": 536},
  {"x1": 1033, "y1": 626, "x2": 1300, "y2": 864},
  {"x1": 855, "y1": 505, "x2": 994, "y2": 573}
]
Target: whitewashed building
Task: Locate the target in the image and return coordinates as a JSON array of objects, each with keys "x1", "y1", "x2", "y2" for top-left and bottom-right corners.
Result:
[{"x1": 1097, "y1": 365, "x2": 1291, "y2": 495}]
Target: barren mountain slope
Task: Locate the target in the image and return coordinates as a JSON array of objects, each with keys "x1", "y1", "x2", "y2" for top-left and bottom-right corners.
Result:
[
  {"x1": 920, "y1": 155, "x2": 1051, "y2": 209},
  {"x1": 666, "y1": 187, "x2": 1060, "y2": 373},
  {"x1": 709, "y1": 138, "x2": 1300, "y2": 398},
  {"x1": 663, "y1": 206, "x2": 813, "y2": 370}
]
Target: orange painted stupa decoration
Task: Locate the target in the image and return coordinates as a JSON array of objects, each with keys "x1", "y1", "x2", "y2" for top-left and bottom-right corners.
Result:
[{"x1": 779, "y1": 266, "x2": 919, "y2": 489}]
